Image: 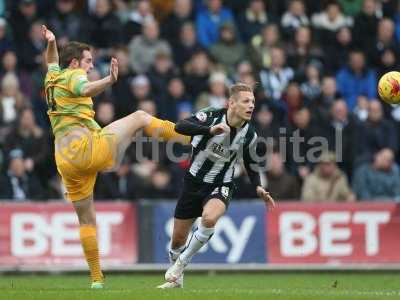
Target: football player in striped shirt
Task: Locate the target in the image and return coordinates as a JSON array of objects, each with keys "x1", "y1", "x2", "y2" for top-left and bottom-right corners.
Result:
[{"x1": 158, "y1": 83, "x2": 275, "y2": 288}]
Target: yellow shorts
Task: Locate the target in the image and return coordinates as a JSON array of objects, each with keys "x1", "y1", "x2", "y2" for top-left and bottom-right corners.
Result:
[{"x1": 55, "y1": 127, "x2": 118, "y2": 201}]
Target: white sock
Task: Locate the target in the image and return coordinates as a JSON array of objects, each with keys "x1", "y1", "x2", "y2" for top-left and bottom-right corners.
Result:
[
  {"x1": 168, "y1": 244, "x2": 186, "y2": 263},
  {"x1": 179, "y1": 223, "x2": 214, "y2": 264}
]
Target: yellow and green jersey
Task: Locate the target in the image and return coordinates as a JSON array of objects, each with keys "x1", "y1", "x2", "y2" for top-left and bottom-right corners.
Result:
[{"x1": 44, "y1": 64, "x2": 101, "y2": 137}]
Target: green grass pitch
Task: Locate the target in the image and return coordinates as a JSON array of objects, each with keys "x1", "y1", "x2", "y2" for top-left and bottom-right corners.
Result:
[{"x1": 0, "y1": 273, "x2": 399, "y2": 300}]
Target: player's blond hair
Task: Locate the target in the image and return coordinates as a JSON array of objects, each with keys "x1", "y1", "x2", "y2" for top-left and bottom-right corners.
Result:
[{"x1": 229, "y1": 83, "x2": 253, "y2": 100}]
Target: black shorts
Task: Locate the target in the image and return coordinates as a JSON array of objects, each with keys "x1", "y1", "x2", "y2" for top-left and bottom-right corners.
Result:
[{"x1": 174, "y1": 173, "x2": 234, "y2": 219}]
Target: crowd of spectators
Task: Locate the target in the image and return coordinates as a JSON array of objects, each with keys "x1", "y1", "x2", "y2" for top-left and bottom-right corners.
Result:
[{"x1": 1, "y1": 0, "x2": 400, "y2": 202}]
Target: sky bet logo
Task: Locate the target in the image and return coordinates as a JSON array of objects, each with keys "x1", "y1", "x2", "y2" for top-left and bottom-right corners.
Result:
[{"x1": 164, "y1": 215, "x2": 257, "y2": 263}]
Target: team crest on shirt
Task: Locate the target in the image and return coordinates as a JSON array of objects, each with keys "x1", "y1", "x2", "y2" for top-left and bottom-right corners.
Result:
[
  {"x1": 76, "y1": 75, "x2": 87, "y2": 82},
  {"x1": 195, "y1": 111, "x2": 207, "y2": 122},
  {"x1": 221, "y1": 186, "x2": 229, "y2": 198}
]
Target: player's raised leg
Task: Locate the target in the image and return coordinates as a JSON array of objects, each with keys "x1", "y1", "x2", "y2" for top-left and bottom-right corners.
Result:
[
  {"x1": 157, "y1": 218, "x2": 195, "y2": 289},
  {"x1": 165, "y1": 199, "x2": 226, "y2": 283},
  {"x1": 72, "y1": 195, "x2": 104, "y2": 289},
  {"x1": 102, "y1": 110, "x2": 190, "y2": 168}
]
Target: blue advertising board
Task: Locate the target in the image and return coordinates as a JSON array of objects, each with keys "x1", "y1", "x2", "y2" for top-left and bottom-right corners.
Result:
[{"x1": 153, "y1": 202, "x2": 267, "y2": 263}]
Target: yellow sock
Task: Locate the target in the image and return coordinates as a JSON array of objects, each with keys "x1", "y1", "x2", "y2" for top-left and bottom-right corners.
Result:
[
  {"x1": 144, "y1": 117, "x2": 191, "y2": 145},
  {"x1": 79, "y1": 225, "x2": 103, "y2": 283}
]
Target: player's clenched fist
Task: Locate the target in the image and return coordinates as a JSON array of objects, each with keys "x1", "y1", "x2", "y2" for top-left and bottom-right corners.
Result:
[
  {"x1": 210, "y1": 123, "x2": 230, "y2": 135},
  {"x1": 41, "y1": 25, "x2": 55, "y2": 42}
]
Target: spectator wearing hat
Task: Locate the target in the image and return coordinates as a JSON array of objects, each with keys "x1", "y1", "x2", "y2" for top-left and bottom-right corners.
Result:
[
  {"x1": 129, "y1": 19, "x2": 172, "y2": 74},
  {"x1": 301, "y1": 151, "x2": 355, "y2": 202},
  {"x1": 195, "y1": 72, "x2": 228, "y2": 110},
  {"x1": 210, "y1": 22, "x2": 247, "y2": 77},
  {"x1": 131, "y1": 74, "x2": 152, "y2": 109},
  {"x1": 196, "y1": 0, "x2": 234, "y2": 48},
  {"x1": 352, "y1": 148, "x2": 400, "y2": 201},
  {"x1": 0, "y1": 148, "x2": 44, "y2": 201},
  {"x1": 113, "y1": 74, "x2": 149, "y2": 119},
  {"x1": 236, "y1": 0, "x2": 277, "y2": 43}
]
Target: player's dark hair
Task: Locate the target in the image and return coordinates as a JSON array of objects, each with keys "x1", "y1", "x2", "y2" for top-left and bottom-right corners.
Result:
[{"x1": 59, "y1": 41, "x2": 91, "y2": 69}]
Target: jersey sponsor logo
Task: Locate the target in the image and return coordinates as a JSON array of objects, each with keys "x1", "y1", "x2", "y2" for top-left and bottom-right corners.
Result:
[
  {"x1": 163, "y1": 212, "x2": 260, "y2": 263},
  {"x1": 210, "y1": 142, "x2": 229, "y2": 158},
  {"x1": 195, "y1": 111, "x2": 207, "y2": 122},
  {"x1": 211, "y1": 187, "x2": 220, "y2": 195}
]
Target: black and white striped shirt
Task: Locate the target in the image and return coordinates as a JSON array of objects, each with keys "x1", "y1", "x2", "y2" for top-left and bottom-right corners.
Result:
[{"x1": 175, "y1": 107, "x2": 261, "y2": 187}]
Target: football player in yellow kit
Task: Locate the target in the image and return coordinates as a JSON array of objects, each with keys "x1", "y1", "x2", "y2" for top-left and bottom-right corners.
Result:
[{"x1": 42, "y1": 25, "x2": 189, "y2": 288}]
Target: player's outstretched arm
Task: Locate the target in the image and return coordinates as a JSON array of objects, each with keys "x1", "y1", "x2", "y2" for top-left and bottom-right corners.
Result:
[
  {"x1": 80, "y1": 58, "x2": 118, "y2": 97},
  {"x1": 42, "y1": 25, "x2": 59, "y2": 65},
  {"x1": 175, "y1": 118, "x2": 230, "y2": 136}
]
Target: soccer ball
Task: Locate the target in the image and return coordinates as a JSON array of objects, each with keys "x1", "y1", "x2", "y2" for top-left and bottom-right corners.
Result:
[{"x1": 378, "y1": 71, "x2": 400, "y2": 104}]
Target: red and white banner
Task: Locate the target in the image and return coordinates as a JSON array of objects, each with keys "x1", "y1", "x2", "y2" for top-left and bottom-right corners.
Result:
[
  {"x1": 0, "y1": 202, "x2": 138, "y2": 267},
  {"x1": 267, "y1": 202, "x2": 400, "y2": 264}
]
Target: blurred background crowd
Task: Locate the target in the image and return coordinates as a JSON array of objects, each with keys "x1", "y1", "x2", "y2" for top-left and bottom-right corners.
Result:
[{"x1": 0, "y1": 0, "x2": 400, "y2": 202}]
